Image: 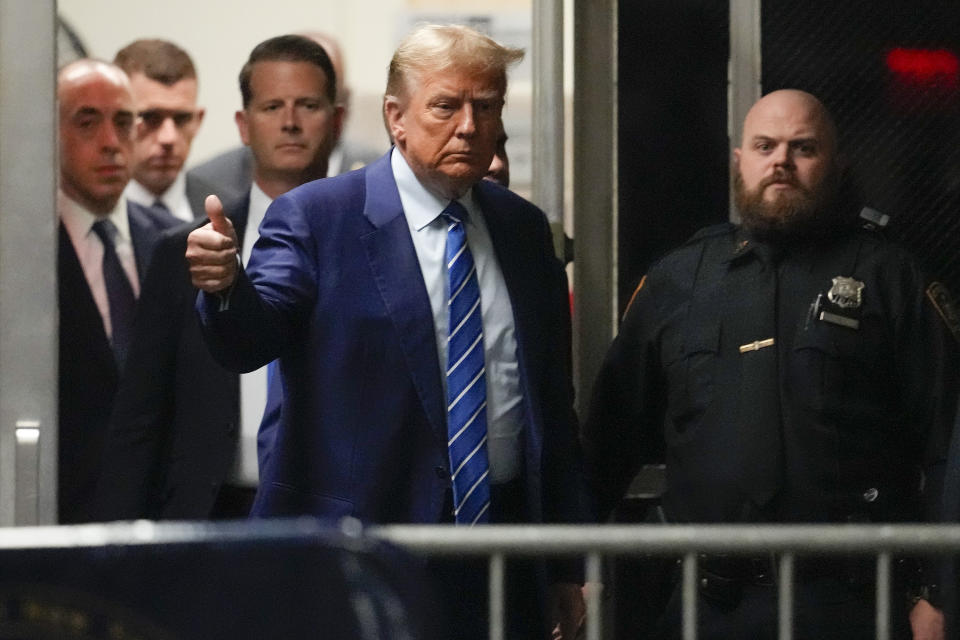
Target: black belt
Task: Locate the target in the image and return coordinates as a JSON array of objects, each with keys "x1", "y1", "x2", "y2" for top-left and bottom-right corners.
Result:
[{"x1": 697, "y1": 553, "x2": 874, "y2": 610}]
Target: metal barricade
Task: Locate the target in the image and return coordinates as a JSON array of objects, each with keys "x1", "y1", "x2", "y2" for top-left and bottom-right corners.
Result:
[
  {"x1": 368, "y1": 523, "x2": 960, "y2": 640},
  {"x1": 0, "y1": 521, "x2": 955, "y2": 638}
]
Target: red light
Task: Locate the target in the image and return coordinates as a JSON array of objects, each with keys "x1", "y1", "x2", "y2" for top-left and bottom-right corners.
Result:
[{"x1": 886, "y1": 48, "x2": 959, "y2": 88}]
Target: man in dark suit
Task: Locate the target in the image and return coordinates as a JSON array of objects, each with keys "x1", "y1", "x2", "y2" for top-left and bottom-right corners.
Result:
[
  {"x1": 186, "y1": 24, "x2": 589, "y2": 639},
  {"x1": 114, "y1": 39, "x2": 213, "y2": 221},
  {"x1": 96, "y1": 35, "x2": 343, "y2": 520},
  {"x1": 187, "y1": 31, "x2": 381, "y2": 204},
  {"x1": 57, "y1": 59, "x2": 178, "y2": 523}
]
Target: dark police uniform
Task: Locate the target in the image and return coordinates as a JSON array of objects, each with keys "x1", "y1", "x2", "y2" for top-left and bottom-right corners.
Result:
[{"x1": 584, "y1": 221, "x2": 960, "y2": 638}]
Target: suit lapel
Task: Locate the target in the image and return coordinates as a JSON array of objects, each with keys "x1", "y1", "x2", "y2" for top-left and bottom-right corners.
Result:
[
  {"x1": 58, "y1": 223, "x2": 115, "y2": 371},
  {"x1": 127, "y1": 201, "x2": 158, "y2": 282},
  {"x1": 184, "y1": 174, "x2": 207, "y2": 220},
  {"x1": 226, "y1": 192, "x2": 251, "y2": 251},
  {"x1": 360, "y1": 155, "x2": 446, "y2": 442}
]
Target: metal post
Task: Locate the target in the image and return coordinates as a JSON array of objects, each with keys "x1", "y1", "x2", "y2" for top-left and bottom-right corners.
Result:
[
  {"x1": 572, "y1": 0, "x2": 618, "y2": 408},
  {"x1": 532, "y1": 0, "x2": 564, "y2": 226},
  {"x1": 0, "y1": 0, "x2": 59, "y2": 525},
  {"x1": 778, "y1": 553, "x2": 794, "y2": 640},
  {"x1": 489, "y1": 552, "x2": 505, "y2": 640},
  {"x1": 876, "y1": 552, "x2": 891, "y2": 640},
  {"x1": 682, "y1": 552, "x2": 698, "y2": 640},
  {"x1": 728, "y1": 0, "x2": 762, "y2": 221},
  {"x1": 585, "y1": 552, "x2": 602, "y2": 640}
]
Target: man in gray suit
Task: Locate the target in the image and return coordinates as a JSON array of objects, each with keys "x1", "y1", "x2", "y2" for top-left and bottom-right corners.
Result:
[
  {"x1": 115, "y1": 39, "x2": 213, "y2": 221},
  {"x1": 188, "y1": 32, "x2": 381, "y2": 202}
]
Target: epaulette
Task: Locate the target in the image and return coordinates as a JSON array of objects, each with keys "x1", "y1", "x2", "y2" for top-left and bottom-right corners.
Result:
[
  {"x1": 927, "y1": 282, "x2": 960, "y2": 345},
  {"x1": 683, "y1": 222, "x2": 736, "y2": 247},
  {"x1": 858, "y1": 206, "x2": 890, "y2": 232}
]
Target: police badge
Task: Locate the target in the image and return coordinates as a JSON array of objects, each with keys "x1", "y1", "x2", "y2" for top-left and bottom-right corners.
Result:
[
  {"x1": 814, "y1": 276, "x2": 866, "y2": 330},
  {"x1": 827, "y1": 276, "x2": 865, "y2": 309}
]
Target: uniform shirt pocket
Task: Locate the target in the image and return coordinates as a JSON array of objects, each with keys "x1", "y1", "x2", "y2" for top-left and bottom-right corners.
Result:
[{"x1": 662, "y1": 319, "x2": 720, "y2": 443}]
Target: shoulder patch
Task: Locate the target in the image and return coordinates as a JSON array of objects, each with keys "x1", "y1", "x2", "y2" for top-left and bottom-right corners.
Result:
[
  {"x1": 926, "y1": 282, "x2": 960, "y2": 344},
  {"x1": 623, "y1": 275, "x2": 647, "y2": 320}
]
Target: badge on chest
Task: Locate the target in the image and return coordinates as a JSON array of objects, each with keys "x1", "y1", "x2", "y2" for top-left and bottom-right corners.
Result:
[{"x1": 811, "y1": 276, "x2": 865, "y2": 330}]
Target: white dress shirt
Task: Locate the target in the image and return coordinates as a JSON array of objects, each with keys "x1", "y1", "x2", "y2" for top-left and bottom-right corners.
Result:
[
  {"x1": 59, "y1": 191, "x2": 140, "y2": 340},
  {"x1": 125, "y1": 172, "x2": 194, "y2": 222},
  {"x1": 391, "y1": 148, "x2": 524, "y2": 484},
  {"x1": 235, "y1": 181, "x2": 274, "y2": 486}
]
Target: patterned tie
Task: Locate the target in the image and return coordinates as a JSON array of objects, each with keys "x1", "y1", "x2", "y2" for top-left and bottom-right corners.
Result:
[
  {"x1": 443, "y1": 200, "x2": 490, "y2": 525},
  {"x1": 91, "y1": 218, "x2": 136, "y2": 369}
]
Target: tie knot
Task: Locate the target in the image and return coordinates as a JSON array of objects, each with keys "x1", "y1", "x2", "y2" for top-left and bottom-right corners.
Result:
[
  {"x1": 91, "y1": 218, "x2": 119, "y2": 246},
  {"x1": 441, "y1": 200, "x2": 469, "y2": 225}
]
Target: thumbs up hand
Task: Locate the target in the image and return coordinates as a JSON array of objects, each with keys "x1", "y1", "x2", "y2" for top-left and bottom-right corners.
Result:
[{"x1": 186, "y1": 194, "x2": 240, "y2": 293}]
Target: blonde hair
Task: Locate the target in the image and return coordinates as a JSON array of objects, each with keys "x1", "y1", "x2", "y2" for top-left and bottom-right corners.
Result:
[{"x1": 386, "y1": 24, "x2": 524, "y2": 101}]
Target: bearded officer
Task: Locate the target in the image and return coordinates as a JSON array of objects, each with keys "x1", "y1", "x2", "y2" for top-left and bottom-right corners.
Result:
[{"x1": 583, "y1": 89, "x2": 959, "y2": 640}]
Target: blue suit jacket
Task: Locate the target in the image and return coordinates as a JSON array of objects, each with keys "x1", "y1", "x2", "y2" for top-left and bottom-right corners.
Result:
[{"x1": 198, "y1": 152, "x2": 589, "y2": 526}]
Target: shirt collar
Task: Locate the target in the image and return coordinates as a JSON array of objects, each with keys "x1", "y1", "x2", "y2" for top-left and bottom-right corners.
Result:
[
  {"x1": 390, "y1": 147, "x2": 480, "y2": 231},
  {"x1": 249, "y1": 180, "x2": 273, "y2": 217},
  {"x1": 59, "y1": 189, "x2": 132, "y2": 243},
  {"x1": 124, "y1": 172, "x2": 186, "y2": 213}
]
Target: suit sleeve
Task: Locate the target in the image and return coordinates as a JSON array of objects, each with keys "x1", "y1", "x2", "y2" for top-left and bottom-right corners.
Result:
[
  {"x1": 522, "y1": 211, "x2": 593, "y2": 528},
  {"x1": 197, "y1": 193, "x2": 318, "y2": 373},
  {"x1": 96, "y1": 229, "x2": 186, "y2": 520}
]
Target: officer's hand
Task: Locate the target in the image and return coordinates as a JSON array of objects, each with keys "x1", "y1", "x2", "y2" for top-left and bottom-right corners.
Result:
[
  {"x1": 549, "y1": 582, "x2": 586, "y2": 640},
  {"x1": 186, "y1": 195, "x2": 239, "y2": 293},
  {"x1": 909, "y1": 599, "x2": 944, "y2": 640}
]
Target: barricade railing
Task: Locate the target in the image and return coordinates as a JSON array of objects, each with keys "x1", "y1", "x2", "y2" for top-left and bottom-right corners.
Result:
[
  {"x1": 367, "y1": 523, "x2": 960, "y2": 640},
  {"x1": 0, "y1": 521, "x2": 956, "y2": 639}
]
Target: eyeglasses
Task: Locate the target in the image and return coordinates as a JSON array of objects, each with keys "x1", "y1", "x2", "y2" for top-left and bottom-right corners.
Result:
[{"x1": 138, "y1": 109, "x2": 199, "y2": 130}]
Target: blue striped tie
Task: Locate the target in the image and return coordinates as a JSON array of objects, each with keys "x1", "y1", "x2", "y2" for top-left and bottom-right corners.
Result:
[{"x1": 443, "y1": 201, "x2": 490, "y2": 525}]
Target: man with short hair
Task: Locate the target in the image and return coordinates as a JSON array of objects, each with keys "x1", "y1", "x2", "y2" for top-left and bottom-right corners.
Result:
[
  {"x1": 584, "y1": 89, "x2": 959, "y2": 639},
  {"x1": 57, "y1": 59, "x2": 178, "y2": 523},
  {"x1": 114, "y1": 39, "x2": 210, "y2": 221},
  {"x1": 485, "y1": 126, "x2": 510, "y2": 187},
  {"x1": 187, "y1": 31, "x2": 381, "y2": 203},
  {"x1": 97, "y1": 35, "x2": 342, "y2": 520},
  {"x1": 186, "y1": 23, "x2": 589, "y2": 639}
]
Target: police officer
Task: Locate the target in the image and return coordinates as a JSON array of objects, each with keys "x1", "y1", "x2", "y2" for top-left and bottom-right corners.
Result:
[{"x1": 583, "y1": 89, "x2": 959, "y2": 640}]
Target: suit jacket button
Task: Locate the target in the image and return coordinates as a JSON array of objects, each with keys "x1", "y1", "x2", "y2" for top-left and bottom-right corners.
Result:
[{"x1": 434, "y1": 466, "x2": 448, "y2": 479}]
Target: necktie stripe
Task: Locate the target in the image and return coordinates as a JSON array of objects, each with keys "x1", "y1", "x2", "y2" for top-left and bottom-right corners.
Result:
[
  {"x1": 448, "y1": 243, "x2": 468, "y2": 269},
  {"x1": 448, "y1": 368, "x2": 485, "y2": 411},
  {"x1": 448, "y1": 402, "x2": 486, "y2": 446},
  {"x1": 454, "y1": 470, "x2": 490, "y2": 515},
  {"x1": 448, "y1": 298, "x2": 482, "y2": 341},
  {"x1": 447, "y1": 333, "x2": 483, "y2": 376},
  {"x1": 451, "y1": 437, "x2": 488, "y2": 481},
  {"x1": 470, "y1": 502, "x2": 490, "y2": 526},
  {"x1": 442, "y1": 200, "x2": 490, "y2": 525},
  {"x1": 449, "y1": 264, "x2": 477, "y2": 304}
]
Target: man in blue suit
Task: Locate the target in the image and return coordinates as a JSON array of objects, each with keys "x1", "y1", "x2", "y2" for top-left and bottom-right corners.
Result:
[
  {"x1": 187, "y1": 24, "x2": 589, "y2": 639},
  {"x1": 57, "y1": 59, "x2": 178, "y2": 523}
]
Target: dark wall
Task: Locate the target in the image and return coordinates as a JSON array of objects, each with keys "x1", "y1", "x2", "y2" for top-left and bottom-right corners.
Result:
[
  {"x1": 762, "y1": 0, "x2": 960, "y2": 290},
  {"x1": 617, "y1": 0, "x2": 730, "y2": 315}
]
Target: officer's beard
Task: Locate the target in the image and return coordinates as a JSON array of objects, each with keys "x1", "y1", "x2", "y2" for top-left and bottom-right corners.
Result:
[{"x1": 734, "y1": 168, "x2": 841, "y2": 245}]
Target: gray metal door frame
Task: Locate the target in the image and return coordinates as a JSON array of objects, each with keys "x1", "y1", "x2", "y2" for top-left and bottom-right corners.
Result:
[{"x1": 0, "y1": 0, "x2": 59, "y2": 525}]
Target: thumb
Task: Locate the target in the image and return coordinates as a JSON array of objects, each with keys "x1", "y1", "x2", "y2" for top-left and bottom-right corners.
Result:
[{"x1": 205, "y1": 194, "x2": 229, "y2": 235}]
